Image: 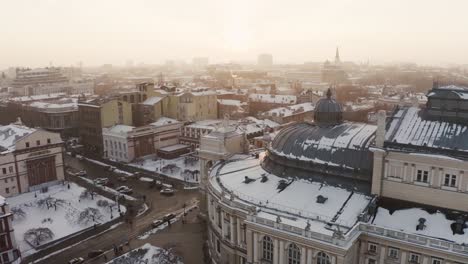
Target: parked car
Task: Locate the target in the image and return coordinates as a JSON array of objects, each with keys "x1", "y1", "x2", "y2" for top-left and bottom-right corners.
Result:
[
  {"x1": 68, "y1": 257, "x2": 84, "y2": 264},
  {"x1": 77, "y1": 155, "x2": 84, "y2": 161},
  {"x1": 160, "y1": 188, "x2": 175, "y2": 195},
  {"x1": 94, "y1": 178, "x2": 109, "y2": 185},
  {"x1": 151, "y1": 219, "x2": 164, "y2": 228},
  {"x1": 107, "y1": 166, "x2": 116, "y2": 172},
  {"x1": 116, "y1": 186, "x2": 133, "y2": 194},
  {"x1": 163, "y1": 213, "x2": 176, "y2": 222},
  {"x1": 76, "y1": 170, "x2": 87, "y2": 176},
  {"x1": 87, "y1": 250, "x2": 104, "y2": 258}
]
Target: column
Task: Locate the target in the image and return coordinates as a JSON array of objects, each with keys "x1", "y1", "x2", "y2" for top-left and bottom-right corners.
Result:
[
  {"x1": 230, "y1": 215, "x2": 235, "y2": 244},
  {"x1": 300, "y1": 247, "x2": 306, "y2": 264},
  {"x1": 422, "y1": 256, "x2": 429, "y2": 264},
  {"x1": 253, "y1": 232, "x2": 259, "y2": 263},
  {"x1": 221, "y1": 211, "x2": 226, "y2": 237},
  {"x1": 379, "y1": 247, "x2": 386, "y2": 263},
  {"x1": 246, "y1": 230, "x2": 253, "y2": 263},
  {"x1": 458, "y1": 171, "x2": 464, "y2": 191},
  {"x1": 430, "y1": 167, "x2": 435, "y2": 186},
  {"x1": 400, "y1": 252, "x2": 406, "y2": 264},
  {"x1": 273, "y1": 239, "x2": 279, "y2": 264},
  {"x1": 384, "y1": 160, "x2": 389, "y2": 178},
  {"x1": 237, "y1": 219, "x2": 241, "y2": 245},
  {"x1": 306, "y1": 249, "x2": 313, "y2": 264},
  {"x1": 411, "y1": 165, "x2": 415, "y2": 182},
  {"x1": 403, "y1": 163, "x2": 408, "y2": 182},
  {"x1": 279, "y1": 241, "x2": 284, "y2": 264}
]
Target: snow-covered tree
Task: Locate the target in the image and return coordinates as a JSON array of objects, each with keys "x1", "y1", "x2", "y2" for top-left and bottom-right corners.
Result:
[
  {"x1": 37, "y1": 197, "x2": 65, "y2": 210},
  {"x1": 24, "y1": 227, "x2": 54, "y2": 245},
  {"x1": 78, "y1": 207, "x2": 103, "y2": 225},
  {"x1": 11, "y1": 207, "x2": 26, "y2": 220},
  {"x1": 80, "y1": 190, "x2": 97, "y2": 200}
]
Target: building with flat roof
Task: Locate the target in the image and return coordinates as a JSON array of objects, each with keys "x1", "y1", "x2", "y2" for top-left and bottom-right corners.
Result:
[{"x1": 0, "y1": 196, "x2": 21, "y2": 263}]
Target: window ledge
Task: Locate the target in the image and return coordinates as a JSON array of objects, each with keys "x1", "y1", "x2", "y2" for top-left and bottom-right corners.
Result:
[
  {"x1": 441, "y1": 186, "x2": 458, "y2": 191},
  {"x1": 413, "y1": 181, "x2": 430, "y2": 187}
]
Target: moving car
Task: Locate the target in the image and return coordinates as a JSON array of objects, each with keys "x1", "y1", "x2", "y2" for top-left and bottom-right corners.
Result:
[
  {"x1": 88, "y1": 250, "x2": 104, "y2": 258},
  {"x1": 76, "y1": 170, "x2": 87, "y2": 176},
  {"x1": 160, "y1": 188, "x2": 175, "y2": 195},
  {"x1": 68, "y1": 257, "x2": 84, "y2": 264}
]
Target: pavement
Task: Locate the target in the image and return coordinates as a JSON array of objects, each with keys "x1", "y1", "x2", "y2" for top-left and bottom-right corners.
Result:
[{"x1": 29, "y1": 155, "x2": 205, "y2": 264}]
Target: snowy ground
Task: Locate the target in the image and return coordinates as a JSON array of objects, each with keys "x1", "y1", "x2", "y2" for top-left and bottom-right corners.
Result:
[
  {"x1": 106, "y1": 243, "x2": 183, "y2": 264},
  {"x1": 7, "y1": 182, "x2": 126, "y2": 256},
  {"x1": 130, "y1": 155, "x2": 200, "y2": 183}
]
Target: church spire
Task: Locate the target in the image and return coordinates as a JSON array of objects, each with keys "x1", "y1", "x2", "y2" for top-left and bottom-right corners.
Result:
[{"x1": 335, "y1": 47, "x2": 341, "y2": 64}]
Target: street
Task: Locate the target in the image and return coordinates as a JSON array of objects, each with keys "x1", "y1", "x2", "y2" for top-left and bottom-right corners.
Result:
[{"x1": 30, "y1": 155, "x2": 205, "y2": 264}]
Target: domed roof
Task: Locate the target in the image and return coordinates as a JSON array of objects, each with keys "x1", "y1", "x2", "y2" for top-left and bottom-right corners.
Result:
[
  {"x1": 314, "y1": 89, "x2": 343, "y2": 124},
  {"x1": 267, "y1": 121, "x2": 376, "y2": 180}
]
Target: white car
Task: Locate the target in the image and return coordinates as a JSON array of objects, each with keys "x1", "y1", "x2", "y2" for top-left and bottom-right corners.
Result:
[
  {"x1": 68, "y1": 257, "x2": 84, "y2": 264},
  {"x1": 160, "y1": 188, "x2": 175, "y2": 195},
  {"x1": 94, "y1": 178, "x2": 109, "y2": 185},
  {"x1": 76, "y1": 170, "x2": 87, "y2": 176},
  {"x1": 116, "y1": 186, "x2": 133, "y2": 194}
]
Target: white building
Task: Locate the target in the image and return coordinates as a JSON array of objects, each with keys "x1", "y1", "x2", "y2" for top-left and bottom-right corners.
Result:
[
  {"x1": 103, "y1": 117, "x2": 182, "y2": 162},
  {"x1": 0, "y1": 122, "x2": 65, "y2": 198},
  {"x1": 200, "y1": 89, "x2": 468, "y2": 264}
]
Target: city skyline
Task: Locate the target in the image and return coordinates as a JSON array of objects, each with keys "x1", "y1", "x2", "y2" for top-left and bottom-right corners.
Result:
[{"x1": 1, "y1": 0, "x2": 468, "y2": 68}]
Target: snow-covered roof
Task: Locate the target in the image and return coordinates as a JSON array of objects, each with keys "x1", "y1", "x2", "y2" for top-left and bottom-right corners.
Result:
[
  {"x1": 271, "y1": 122, "x2": 376, "y2": 174},
  {"x1": 385, "y1": 107, "x2": 468, "y2": 152},
  {"x1": 0, "y1": 124, "x2": 36, "y2": 153},
  {"x1": 217, "y1": 99, "x2": 245, "y2": 107},
  {"x1": 244, "y1": 117, "x2": 279, "y2": 128},
  {"x1": 8, "y1": 93, "x2": 66, "y2": 102},
  {"x1": 159, "y1": 144, "x2": 189, "y2": 152},
  {"x1": 28, "y1": 98, "x2": 78, "y2": 110},
  {"x1": 249, "y1": 93, "x2": 297, "y2": 104},
  {"x1": 142, "y1": 96, "x2": 164, "y2": 106},
  {"x1": 107, "y1": 124, "x2": 135, "y2": 134},
  {"x1": 373, "y1": 207, "x2": 468, "y2": 244},
  {"x1": 210, "y1": 156, "x2": 372, "y2": 232},
  {"x1": 149, "y1": 117, "x2": 179, "y2": 127},
  {"x1": 261, "y1": 103, "x2": 314, "y2": 118},
  {"x1": 0, "y1": 195, "x2": 5, "y2": 206}
]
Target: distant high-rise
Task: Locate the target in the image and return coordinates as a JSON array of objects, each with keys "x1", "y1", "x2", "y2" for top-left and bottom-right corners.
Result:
[{"x1": 257, "y1": 53, "x2": 273, "y2": 67}]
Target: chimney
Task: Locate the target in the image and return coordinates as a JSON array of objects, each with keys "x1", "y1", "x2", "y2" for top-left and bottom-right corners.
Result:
[{"x1": 376, "y1": 110, "x2": 386, "y2": 148}]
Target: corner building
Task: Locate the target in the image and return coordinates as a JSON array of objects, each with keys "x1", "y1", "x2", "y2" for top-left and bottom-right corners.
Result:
[{"x1": 200, "y1": 88, "x2": 468, "y2": 264}]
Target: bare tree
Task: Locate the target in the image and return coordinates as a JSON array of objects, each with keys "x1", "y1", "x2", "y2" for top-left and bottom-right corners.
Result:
[
  {"x1": 11, "y1": 207, "x2": 26, "y2": 220},
  {"x1": 24, "y1": 227, "x2": 54, "y2": 245},
  {"x1": 78, "y1": 207, "x2": 103, "y2": 225},
  {"x1": 80, "y1": 190, "x2": 97, "y2": 200},
  {"x1": 37, "y1": 197, "x2": 65, "y2": 210}
]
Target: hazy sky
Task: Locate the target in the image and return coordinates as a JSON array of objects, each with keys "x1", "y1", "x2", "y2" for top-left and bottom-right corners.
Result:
[{"x1": 1, "y1": 0, "x2": 467, "y2": 68}]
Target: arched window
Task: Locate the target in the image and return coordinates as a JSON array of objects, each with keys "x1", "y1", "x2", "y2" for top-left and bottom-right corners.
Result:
[
  {"x1": 316, "y1": 252, "x2": 331, "y2": 264},
  {"x1": 262, "y1": 236, "x2": 274, "y2": 262},
  {"x1": 287, "y1": 243, "x2": 301, "y2": 264}
]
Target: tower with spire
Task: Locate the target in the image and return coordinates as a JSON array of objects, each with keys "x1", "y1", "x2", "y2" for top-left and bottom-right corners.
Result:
[{"x1": 335, "y1": 47, "x2": 341, "y2": 64}]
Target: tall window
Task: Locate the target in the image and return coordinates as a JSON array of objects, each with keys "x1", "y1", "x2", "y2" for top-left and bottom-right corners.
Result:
[
  {"x1": 409, "y1": 253, "x2": 420, "y2": 263},
  {"x1": 416, "y1": 170, "x2": 429, "y2": 183},
  {"x1": 262, "y1": 236, "x2": 274, "y2": 262},
  {"x1": 316, "y1": 252, "x2": 331, "y2": 264},
  {"x1": 388, "y1": 248, "x2": 399, "y2": 259},
  {"x1": 444, "y1": 174, "x2": 457, "y2": 187},
  {"x1": 287, "y1": 243, "x2": 301, "y2": 264}
]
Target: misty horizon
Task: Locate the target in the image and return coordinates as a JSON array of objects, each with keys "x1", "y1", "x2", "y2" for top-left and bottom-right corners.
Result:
[{"x1": 1, "y1": 0, "x2": 468, "y2": 68}]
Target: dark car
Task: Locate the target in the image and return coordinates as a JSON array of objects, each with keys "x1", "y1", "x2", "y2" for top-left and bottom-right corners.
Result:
[
  {"x1": 151, "y1": 219, "x2": 164, "y2": 228},
  {"x1": 88, "y1": 250, "x2": 104, "y2": 258},
  {"x1": 163, "y1": 213, "x2": 176, "y2": 222}
]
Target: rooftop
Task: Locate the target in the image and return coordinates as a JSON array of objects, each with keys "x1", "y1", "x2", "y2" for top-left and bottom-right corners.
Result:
[
  {"x1": 107, "y1": 124, "x2": 135, "y2": 134},
  {"x1": 385, "y1": 107, "x2": 468, "y2": 154},
  {"x1": 142, "y1": 96, "x2": 164, "y2": 106},
  {"x1": 210, "y1": 155, "x2": 373, "y2": 233},
  {"x1": 249, "y1": 94, "x2": 297, "y2": 104},
  {"x1": 261, "y1": 102, "x2": 314, "y2": 118},
  {"x1": 150, "y1": 117, "x2": 179, "y2": 127},
  {"x1": 0, "y1": 124, "x2": 36, "y2": 154}
]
